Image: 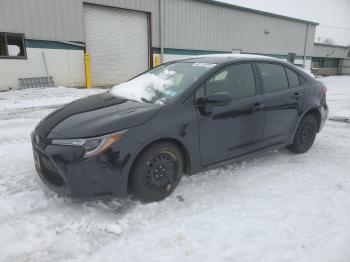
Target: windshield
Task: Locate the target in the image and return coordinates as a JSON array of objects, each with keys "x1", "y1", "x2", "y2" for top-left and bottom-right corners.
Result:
[{"x1": 110, "y1": 62, "x2": 216, "y2": 104}]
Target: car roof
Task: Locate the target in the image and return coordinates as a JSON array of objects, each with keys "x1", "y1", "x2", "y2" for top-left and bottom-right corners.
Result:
[
  {"x1": 176, "y1": 54, "x2": 316, "y2": 81},
  {"x1": 179, "y1": 54, "x2": 284, "y2": 64}
]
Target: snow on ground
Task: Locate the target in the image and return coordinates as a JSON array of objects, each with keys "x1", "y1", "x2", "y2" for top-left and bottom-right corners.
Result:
[{"x1": 0, "y1": 77, "x2": 350, "y2": 262}]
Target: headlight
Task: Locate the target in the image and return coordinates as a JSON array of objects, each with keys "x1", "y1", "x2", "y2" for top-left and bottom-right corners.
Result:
[{"x1": 52, "y1": 130, "x2": 127, "y2": 158}]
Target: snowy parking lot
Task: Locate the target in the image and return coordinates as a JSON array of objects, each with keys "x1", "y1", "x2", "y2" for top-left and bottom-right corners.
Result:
[{"x1": 0, "y1": 76, "x2": 350, "y2": 262}]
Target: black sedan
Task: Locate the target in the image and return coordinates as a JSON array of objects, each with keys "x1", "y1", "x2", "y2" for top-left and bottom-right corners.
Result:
[{"x1": 32, "y1": 55, "x2": 328, "y2": 202}]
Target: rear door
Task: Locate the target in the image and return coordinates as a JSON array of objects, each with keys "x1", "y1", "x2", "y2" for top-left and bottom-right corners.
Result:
[
  {"x1": 196, "y1": 63, "x2": 266, "y2": 166},
  {"x1": 255, "y1": 62, "x2": 306, "y2": 146}
]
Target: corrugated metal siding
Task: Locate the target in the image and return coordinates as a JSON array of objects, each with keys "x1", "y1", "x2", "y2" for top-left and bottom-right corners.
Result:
[
  {"x1": 0, "y1": 0, "x2": 316, "y2": 56},
  {"x1": 164, "y1": 0, "x2": 315, "y2": 56},
  {"x1": 0, "y1": 0, "x2": 84, "y2": 42},
  {"x1": 312, "y1": 44, "x2": 349, "y2": 58}
]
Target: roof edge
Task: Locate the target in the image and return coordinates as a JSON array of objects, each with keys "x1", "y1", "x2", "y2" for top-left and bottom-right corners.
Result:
[
  {"x1": 196, "y1": 0, "x2": 319, "y2": 25},
  {"x1": 314, "y1": 42, "x2": 350, "y2": 49}
]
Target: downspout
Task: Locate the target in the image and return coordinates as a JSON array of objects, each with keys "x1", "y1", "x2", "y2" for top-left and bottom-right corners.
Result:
[
  {"x1": 303, "y1": 24, "x2": 310, "y2": 68},
  {"x1": 159, "y1": 0, "x2": 164, "y2": 63}
]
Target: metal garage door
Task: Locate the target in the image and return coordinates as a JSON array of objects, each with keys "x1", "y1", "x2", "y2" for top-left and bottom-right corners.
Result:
[{"x1": 84, "y1": 4, "x2": 149, "y2": 86}]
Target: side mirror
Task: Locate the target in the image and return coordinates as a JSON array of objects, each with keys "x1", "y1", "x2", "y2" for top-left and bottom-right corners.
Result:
[{"x1": 205, "y1": 92, "x2": 232, "y2": 106}]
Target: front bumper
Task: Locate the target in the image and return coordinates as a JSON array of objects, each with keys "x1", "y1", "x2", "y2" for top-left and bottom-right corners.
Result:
[{"x1": 31, "y1": 132, "x2": 141, "y2": 199}]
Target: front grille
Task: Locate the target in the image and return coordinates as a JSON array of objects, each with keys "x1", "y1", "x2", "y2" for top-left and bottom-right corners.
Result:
[{"x1": 37, "y1": 152, "x2": 66, "y2": 187}]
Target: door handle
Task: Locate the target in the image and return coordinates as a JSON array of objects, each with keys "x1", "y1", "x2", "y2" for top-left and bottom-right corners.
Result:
[
  {"x1": 252, "y1": 102, "x2": 265, "y2": 111},
  {"x1": 292, "y1": 92, "x2": 303, "y2": 99}
]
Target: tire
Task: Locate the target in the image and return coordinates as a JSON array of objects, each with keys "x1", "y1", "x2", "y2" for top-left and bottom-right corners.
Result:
[
  {"x1": 129, "y1": 142, "x2": 184, "y2": 202},
  {"x1": 288, "y1": 114, "x2": 318, "y2": 154}
]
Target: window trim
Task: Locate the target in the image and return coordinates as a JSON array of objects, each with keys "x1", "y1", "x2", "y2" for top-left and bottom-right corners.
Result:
[
  {"x1": 255, "y1": 62, "x2": 290, "y2": 94},
  {"x1": 285, "y1": 65, "x2": 307, "y2": 85},
  {"x1": 0, "y1": 32, "x2": 27, "y2": 60},
  {"x1": 196, "y1": 62, "x2": 258, "y2": 101},
  {"x1": 284, "y1": 66, "x2": 301, "y2": 88}
]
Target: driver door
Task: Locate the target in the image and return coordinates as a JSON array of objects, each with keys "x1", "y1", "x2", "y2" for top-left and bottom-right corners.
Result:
[{"x1": 196, "y1": 63, "x2": 266, "y2": 166}]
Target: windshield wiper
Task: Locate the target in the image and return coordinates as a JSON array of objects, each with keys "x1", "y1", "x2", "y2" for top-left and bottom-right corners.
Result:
[{"x1": 141, "y1": 97, "x2": 153, "y2": 104}]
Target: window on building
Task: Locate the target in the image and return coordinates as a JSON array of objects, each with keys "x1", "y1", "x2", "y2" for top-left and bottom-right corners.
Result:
[
  {"x1": 285, "y1": 67, "x2": 300, "y2": 87},
  {"x1": 0, "y1": 32, "x2": 26, "y2": 59},
  {"x1": 257, "y1": 63, "x2": 289, "y2": 93},
  {"x1": 311, "y1": 57, "x2": 339, "y2": 68},
  {"x1": 201, "y1": 63, "x2": 256, "y2": 100},
  {"x1": 0, "y1": 34, "x2": 6, "y2": 56}
]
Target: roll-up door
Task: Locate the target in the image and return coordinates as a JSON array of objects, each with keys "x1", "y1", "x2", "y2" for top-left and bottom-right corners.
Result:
[{"x1": 84, "y1": 4, "x2": 149, "y2": 86}]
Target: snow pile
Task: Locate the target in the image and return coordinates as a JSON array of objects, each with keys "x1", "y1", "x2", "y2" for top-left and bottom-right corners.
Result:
[
  {"x1": 110, "y1": 69, "x2": 176, "y2": 104},
  {"x1": 321, "y1": 75, "x2": 350, "y2": 117},
  {"x1": 0, "y1": 86, "x2": 103, "y2": 110},
  {"x1": 0, "y1": 77, "x2": 350, "y2": 261}
]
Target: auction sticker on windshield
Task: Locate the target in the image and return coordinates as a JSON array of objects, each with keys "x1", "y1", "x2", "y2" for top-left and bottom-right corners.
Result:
[{"x1": 192, "y1": 63, "x2": 216, "y2": 68}]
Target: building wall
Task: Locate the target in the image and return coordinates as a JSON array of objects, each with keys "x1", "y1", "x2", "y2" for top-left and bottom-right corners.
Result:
[
  {"x1": 163, "y1": 0, "x2": 315, "y2": 57},
  {"x1": 311, "y1": 44, "x2": 349, "y2": 76},
  {"x1": 0, "y1": 41, "x2": 85, "y2": 91},
  {"x1": 0, "y1": 0, "x2": 84, "y2": 42},
  {"x1": 0, "y1": 0, "x2": 318, "y2": 90},
  {"x1": 312, "y1": 44, "x2": 349, "y2": 59},
  {"x1": 341, "y1": 59, "x2": 350, "y2": 75},
  {"x1": 0, "y1": 0, "x2": 316, "y2": 56},
  {"x1": 152, "y1": 49, "x2": 312, "y2": 70}
]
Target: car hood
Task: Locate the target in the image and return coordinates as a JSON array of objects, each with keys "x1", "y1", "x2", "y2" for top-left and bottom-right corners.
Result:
[{"x1": 35, "y1": 92, "x2": 162, "y2": 139}]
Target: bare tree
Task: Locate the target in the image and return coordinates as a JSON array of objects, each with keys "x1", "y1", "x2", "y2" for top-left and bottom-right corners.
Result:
[{"x1": 323, "y1": 38, "x2": 336, "y2": 45}]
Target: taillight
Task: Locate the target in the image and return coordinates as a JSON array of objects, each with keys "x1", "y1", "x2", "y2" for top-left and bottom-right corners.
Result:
[{"x1": 321, "y1": 85, "x2": 327, "y2": 94}]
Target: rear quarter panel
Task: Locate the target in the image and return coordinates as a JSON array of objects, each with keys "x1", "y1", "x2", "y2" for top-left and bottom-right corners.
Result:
[{"x1": 289, "y1": 79, "x2": 326, "y2": 143}]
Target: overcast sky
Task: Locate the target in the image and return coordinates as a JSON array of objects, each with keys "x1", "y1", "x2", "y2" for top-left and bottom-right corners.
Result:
[{"x1": 219, "y1": 0, "x2": 350, "y2": 46}]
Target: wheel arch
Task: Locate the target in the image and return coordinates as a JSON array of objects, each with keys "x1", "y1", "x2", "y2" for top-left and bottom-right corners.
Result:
[
  {"x1": 290, "y1": 107, "x2": 322, "y2": 144},
  {"x1": 126, "y1": 137, "x2": 192, "y2": 191},
  {"x1": 303, "y1": 108, "x2": 322, "y2": 132}
]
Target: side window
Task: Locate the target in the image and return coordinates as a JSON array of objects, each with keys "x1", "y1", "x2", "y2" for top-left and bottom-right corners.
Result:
[
  {"x1": 205, "y1": 68, "x2": 230, "y2": 96},
  {"x1": 285, "y1": 67, "x2": 300, "y2": 87},
  {"x1": 202, "y1": 63, "x2": 256, "y2": 100},
  {"x1": 195, "y1": 85, "x2": 205, "y2": 100},
  {"x1": 257, "y1": 63, "x2": 289, "y2": 93}
]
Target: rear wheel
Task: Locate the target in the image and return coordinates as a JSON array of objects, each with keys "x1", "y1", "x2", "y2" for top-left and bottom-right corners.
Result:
[
  {"x1": 129, "y1": 142, "x2": 183, "y2": 202},
  {"x1": 288, "y1": 114, "x2": 318, "y2": 154}
]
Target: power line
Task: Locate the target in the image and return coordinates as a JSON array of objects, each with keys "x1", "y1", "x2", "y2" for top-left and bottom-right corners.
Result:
[{"x1": 319, "y1": 24, "x2": 350, "y2": 31}]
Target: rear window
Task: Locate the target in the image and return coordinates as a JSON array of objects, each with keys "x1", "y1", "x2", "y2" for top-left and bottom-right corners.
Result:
[
  {"x1": 285, "y1": 67, "x2": 300, "y2": 87},
  {"x1": 257, "y1": 63, "x2": 289, "y2": 93}
]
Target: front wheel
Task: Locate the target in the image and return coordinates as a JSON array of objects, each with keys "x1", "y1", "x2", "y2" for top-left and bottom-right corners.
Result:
[
  {"x1": 288, "y1": 114, "x2": 318, "y2": 154},
  {"x1": 129, "y1": 142, "x2": 183, "y2": 202}
]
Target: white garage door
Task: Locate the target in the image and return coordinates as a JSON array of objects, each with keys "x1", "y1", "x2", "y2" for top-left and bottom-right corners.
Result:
[{"x1": 84, "y1": 5, "x2": 149, "y2": 86}]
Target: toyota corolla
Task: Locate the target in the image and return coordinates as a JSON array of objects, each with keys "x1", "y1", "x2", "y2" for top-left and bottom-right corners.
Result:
[{"x1": 31, "y1": 55, "x2": 328, "y2": 202}]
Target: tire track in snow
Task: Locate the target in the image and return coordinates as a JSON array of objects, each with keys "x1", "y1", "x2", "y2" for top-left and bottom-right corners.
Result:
[{"x1": 0, "y1": 104, "x2": 62, "y2": 120}]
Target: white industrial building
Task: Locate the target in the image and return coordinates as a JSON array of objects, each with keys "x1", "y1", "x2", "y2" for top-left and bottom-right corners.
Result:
[
  {"x1": 312, "y1": 43, "x2": 350, "y2": 75},
  {"x1": 0, "y1": 0, "x2": 338, "y2": 91}
]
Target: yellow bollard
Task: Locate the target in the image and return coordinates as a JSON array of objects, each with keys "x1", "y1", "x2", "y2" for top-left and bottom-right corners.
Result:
[
  {"x1": 154, "y1": 55, "x2": 161, "y2": 67},
  {"x1": 84, "y1": 53, "x2": 92, "y2": 89}
]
